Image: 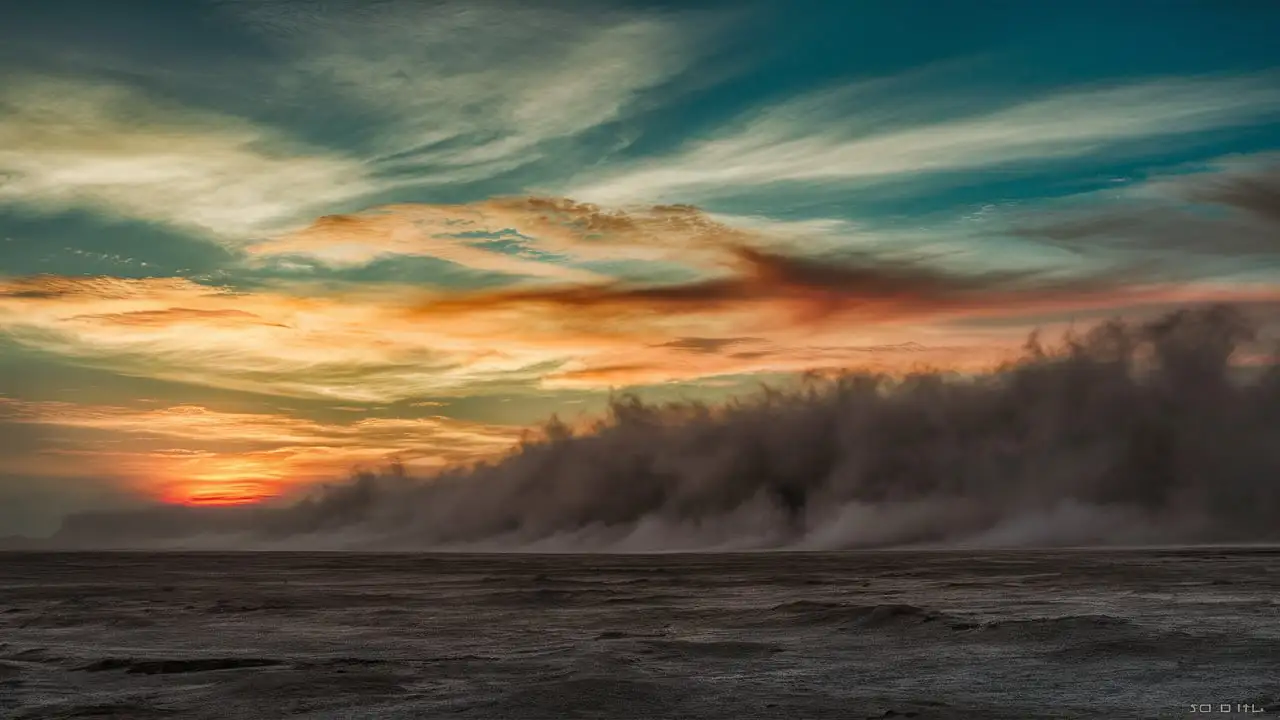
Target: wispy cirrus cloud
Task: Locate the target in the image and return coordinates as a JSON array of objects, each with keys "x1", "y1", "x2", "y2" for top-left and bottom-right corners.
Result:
[
  {"x1": 0, "y1": 275, "x2": 502, "y2": 402},
  {"x1": 67, "y1": 307, "x2": 288, "y2": 329},
  {"x1": 222, "y1": 0, "x2": 730, "y2": 182},
  {"x1": 0, "y1": 2, "x2": 730, "y2": 254},
  {"x1": 569, "y1": 74, "x2": 1280, "y2": 205},
  {"x1": 0, "y1": 75, "x2": 378, "y2": 239}
]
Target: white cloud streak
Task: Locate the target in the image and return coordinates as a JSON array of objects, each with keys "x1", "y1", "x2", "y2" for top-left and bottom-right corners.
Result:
[
  {"x1": 0, "y1": 76, "x2": 378, "y2": 239},
  {"x1": 0, "y1": 2, "x2": 724, "y2": 250},
  {"x1": 229, "y1": 0, "x2": 721, "y2": 180},
  {"x1": 569, "y1": 74, "x2": 1280, "y2": 205}
]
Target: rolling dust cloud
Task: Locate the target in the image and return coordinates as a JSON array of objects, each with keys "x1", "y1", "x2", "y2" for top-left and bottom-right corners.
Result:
[{"x1": 45, "y1": 304, "x2": 1280, "y2": 551}]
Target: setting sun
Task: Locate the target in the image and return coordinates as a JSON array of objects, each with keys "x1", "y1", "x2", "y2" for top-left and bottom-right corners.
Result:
[
  {"x1": 162, "y1": 481, "x2": 276, "y2": 507},
  {"x1": 154, "y1": 457, "x2": 289, "y2": 506}
]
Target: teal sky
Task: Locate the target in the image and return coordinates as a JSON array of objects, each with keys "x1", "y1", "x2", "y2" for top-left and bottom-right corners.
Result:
[{"x1": 1, "y1": 0, "x2": 1278, "y2": 535}]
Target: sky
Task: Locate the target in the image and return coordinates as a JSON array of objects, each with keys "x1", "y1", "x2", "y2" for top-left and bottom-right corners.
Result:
[{"x1": 1, "y1": 0, "x2": 1279, "y2": 536}]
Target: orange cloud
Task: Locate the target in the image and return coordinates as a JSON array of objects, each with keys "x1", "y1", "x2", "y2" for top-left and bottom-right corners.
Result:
[
  {"x1": 4, "y1": 201, "x2": 1279, "y2": 402},
  {"x1": 250, "y1": 197, "x2": 753, "y2": 272},
  {"x1": 542, "y1": 342, "x2": 985, "y2": 387},
  {"x1": 69, "y1": 308, "x2": 288, "y2": 328},
  {"x1": 0, "y1": 275, "x2": 231, "y2": 301}
]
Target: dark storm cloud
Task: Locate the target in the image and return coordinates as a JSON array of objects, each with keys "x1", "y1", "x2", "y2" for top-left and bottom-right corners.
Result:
[
  {"x1": 34, "y1": 303, "x2": 1280, "y2": 551},
  {"x1": 0, "y1": 468, "x2": 144, "y2": 539}
]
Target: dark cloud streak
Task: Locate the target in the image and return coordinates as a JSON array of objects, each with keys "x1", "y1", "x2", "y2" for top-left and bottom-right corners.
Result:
[
  {"x1": 654, "y1": 337, "x2": 762, "y2": 354},
  {"x1": 1182, "y1": 163, "x2": 1280, "y2": 225},
  {"x1": 1019, "y1": 159, "x2": 1280, "y2": 263},
  {"x1": 409, "y1": 243, "x2": 1152, "y2": 325}
]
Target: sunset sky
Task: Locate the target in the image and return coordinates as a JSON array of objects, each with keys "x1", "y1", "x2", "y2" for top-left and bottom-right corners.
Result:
[{"x1": 2, "y1": 0, "x2": 1279, "y2": 535}]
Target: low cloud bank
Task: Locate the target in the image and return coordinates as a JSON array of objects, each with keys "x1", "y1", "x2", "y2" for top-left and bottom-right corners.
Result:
[{"x1": 39, "y1": 304, "x2": 1280, "y2": 552}]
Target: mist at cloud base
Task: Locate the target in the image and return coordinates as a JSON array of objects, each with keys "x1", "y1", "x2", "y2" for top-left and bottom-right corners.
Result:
[{"x1": 42, "y1": 304, "x2": 1280, "y2": 552}]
